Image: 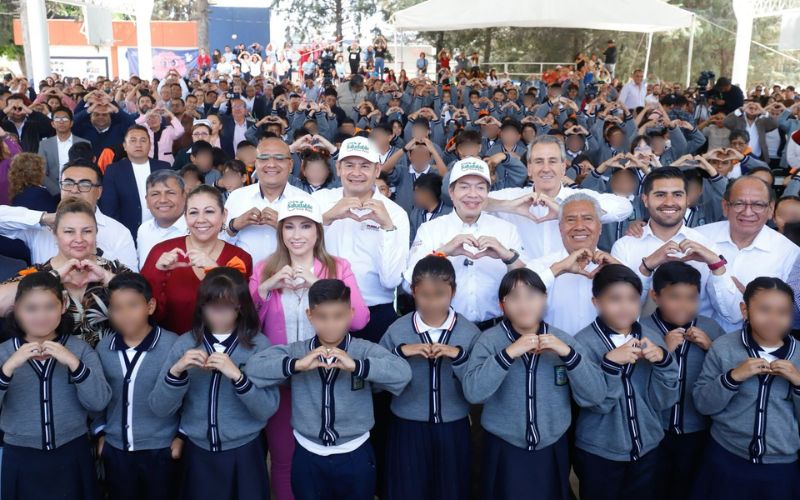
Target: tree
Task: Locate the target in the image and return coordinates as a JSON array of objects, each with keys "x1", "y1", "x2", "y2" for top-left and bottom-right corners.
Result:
[
  {"x1": 194, "y1": 0, "x2": 208, "y2": 52},
  {"x1": 270, "y1": 0, "x2": 377, "y2": 41}
]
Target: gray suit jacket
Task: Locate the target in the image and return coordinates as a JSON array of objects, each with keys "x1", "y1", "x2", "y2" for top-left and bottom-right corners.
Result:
[{"x1": 38, "y1": 134, "x2": 90, "y2": 195}]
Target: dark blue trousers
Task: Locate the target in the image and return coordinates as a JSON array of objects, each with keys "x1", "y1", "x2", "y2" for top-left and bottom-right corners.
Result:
[
  {"x1": 2, "y1": 434, "x2": 99, "y2": 500},
  {"x1": 291, "y1": 439, "x2": 376, "y2": 500},
  {"x1": 181, "y1": 437, "x2": 269, "y2": 500},
  {"x1": 574, "y1": 445, "x2": 662, "y2": 500},
  {"x1": 689, "y1": 437, "x2": 800, "y2": 500},
  {"x1": 351, "y1": 302, "x2": 398, "y2": 344},
  {"x1": 658, "y1": 430, "x2": 708, "y2": 500},
  {"x1": 384, "y1": 416, "x2": 470, "y2": 500},
  {"x1": 102, "y1": 443, "x2": 175, "y2": 500},
  {"x1": 482, "y1": 432, "x2": 571, "y2": 500}
]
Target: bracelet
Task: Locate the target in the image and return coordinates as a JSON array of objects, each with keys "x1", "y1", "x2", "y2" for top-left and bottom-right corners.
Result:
[
  {"x1": 228, "y1": 216, "x2": 239, "y2": 235},
  {"x1": 502, "y1": 249, "x2": 520, "y2": 265},
  {"x1": 707, "y1": 255, "x2": 727, "y2": 271},
  {"x1": 641, "y1": 256, "x2": 655, "y2": 274}
]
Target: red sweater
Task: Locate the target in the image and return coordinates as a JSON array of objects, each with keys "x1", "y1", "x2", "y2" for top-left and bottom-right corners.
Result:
[{"x1": 141, "y1": 236, "x2": 253, "y2": 334}]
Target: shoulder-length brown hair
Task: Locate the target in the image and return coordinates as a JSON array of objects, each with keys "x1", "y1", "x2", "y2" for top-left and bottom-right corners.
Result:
[
  {"x1": 192, "y1": 267, "x2": 259, "y2": 348},
  {"x1": 260, "y1": 219, "x2": 337, "y2": 285},
  {"x1": 8, "y1": 153, "x2": 45, "y2": 200}
]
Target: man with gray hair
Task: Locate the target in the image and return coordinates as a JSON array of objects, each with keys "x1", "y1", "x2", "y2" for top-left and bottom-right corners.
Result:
[
  {"x1": 486, "y1": 135, "x2": 633, "y2": 259},
  {"x1": 135, "y1": 169, "x2": 187, "y2": 266},
  {"x1": 526, "y1": 192, "x2": 623, "y2": 335}
]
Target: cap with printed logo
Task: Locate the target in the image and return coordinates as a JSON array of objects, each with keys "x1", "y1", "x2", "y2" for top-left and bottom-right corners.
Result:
[
  {"x1": 449, "y1": 158, "x2": 491, "y2": 185},
  {"x1": 339, "y1": 136, "x2": 379, "y2": 163},
  {"x1": 277, "y1": 196, "x2": 323, "y2": 224}
]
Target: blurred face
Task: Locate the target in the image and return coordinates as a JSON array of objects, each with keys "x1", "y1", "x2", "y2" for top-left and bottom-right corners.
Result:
[
  {"x1": 14, "y1": 288, "x2": 66, "y2": 340},
  {"x1": 643, "y1": 178, "x2": 687, "y2": 229},
  {"x1": 501, "y1": 282, "x2": 547, "y2": 331},
  {"x1": 559, "y1": 200, "x2": 601, "y2": 252},
  {"x1": 375, "y1": 178, "x2": 391, "y2": 198},
  {"x1": 686, "y1": 180, "x2": 703, "y2": 208},
  {"x1": 456, "y1": 141, "x2": 480, "y2": 159},
  {"x1": 221, "y1": 168, "x2": 247, "y2": 192},
  {"x1": 592, "y1": 283, "x2": 641, "y2": 331},
  {"x1": 55, "y1": 212, "x2": 97, "y2": 260},
  {"x1": 109, "y1": 289, "x2": 156, "y2": 335},
  {"x1": 202, "y1": 301, "x2": 239, "y2": 333},
  {"x1": 413, "y1": 186, "x2": 436, "y2": 209},
  {"x1": 60, "y1": 166, "x2": 102, "y2": 207},
  {"x1": 52, "y1": 110, "x2": 72, "y2": 134},
  {"x1": 146, "y1": 178, "x2": 186, "y2": 225},
  {"x1": 528, "y1": 142, "x2": 566, "y2": 193},
  {"x1": 412, "y1": 277, "x2": 455, "y2": 321},
  {"x1": 337, "y1": 156, "x2": 378, "y2": 198},
  {"x1": 185, "y1": 193, "x2": 226, "y2": 243},
  {"x1": 281, "y1": 216, "x2": 318, "y2": 257},
  {"x1": 741, "y1": 290, "x2": 793, "y2": 345},
  {"x1": 749, "y1": 170, "x2": 773, "y2": 186},
  {"x1": 609, "y1": 170, "x2": 637, "y2": 197},
  {"x1": 302, "y1": 160, "x2": 329, "y2": 187},
  {"x1": 500, "y1": 128, "x2": 521, "y2": 147},
  {"x1": 124, "y1": 129, "x2": 151, "y2": 162},
  {"x1": 236, "y1": 145, "x2": 256, "y2": 166},
  {"x1": 255, "y1": 139, "x2": 292, "y2": 190},
  {"x1": 181, "y1": 172, "x2": 202, "y2": 193},
  {"x1": 306, "y1": 301, "x2": 354, "y2": 346},
  {"x1": 449, "y1": 177, "x2": 488, "y2": 221},
  {"x1": 723, "y1": 178, "x2": 772, "y2": 240},
  {"x1": 774, "y1": 199, "x2": 800, "y2": 233},
  {"x1": 651, "y1": 283, "x2": 699, "y2": 326}
]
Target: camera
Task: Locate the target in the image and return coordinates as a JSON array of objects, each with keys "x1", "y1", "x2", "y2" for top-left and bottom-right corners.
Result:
[
  {"x1": 696, "y1": 70, "x2": 715, "y2": 89},
  {"x1": 226, "y1": 92, "x2": 240, "y2": 100}
]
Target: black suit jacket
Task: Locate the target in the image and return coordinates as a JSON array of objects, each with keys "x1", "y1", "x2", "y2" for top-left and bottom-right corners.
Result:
[
  {"x1": 98, "y1": 158, "x2": 171, "y2": 239},
  {"x1": 0, "y1": 111, "x2": 54, "y2": 152},
  {"x1": 219, "y1": 115, "x2": 256, "y2": 158}
]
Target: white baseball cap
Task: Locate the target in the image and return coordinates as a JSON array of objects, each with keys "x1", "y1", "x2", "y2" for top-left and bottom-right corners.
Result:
[
  {"x1": 339, "y1": 136, "x2": 379, "y2": 163},
  {"x1": 449, "y1": 157, "x2": 491, "y2": 185},
  {"x1": 277, "y1": 196, "x2": 323, "y2": 224}
]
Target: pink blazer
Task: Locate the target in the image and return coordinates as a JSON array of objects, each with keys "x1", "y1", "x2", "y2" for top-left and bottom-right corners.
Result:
[{"x1": 249, "y1": 257, "x2": 370, "y2": 346}]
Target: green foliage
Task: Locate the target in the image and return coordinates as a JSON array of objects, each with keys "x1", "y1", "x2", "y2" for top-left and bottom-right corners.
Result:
[{"x1": 271, "y1": 0, "x2": 377, "y2": 41}]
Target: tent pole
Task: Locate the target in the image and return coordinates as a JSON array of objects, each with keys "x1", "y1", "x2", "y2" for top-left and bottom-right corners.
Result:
[
  {"x1": 685, "y1": 14, "x2": 696, "y2": 88},
  {"x1": 643, "y1": 32, "x2": 653, "y2": 81}
]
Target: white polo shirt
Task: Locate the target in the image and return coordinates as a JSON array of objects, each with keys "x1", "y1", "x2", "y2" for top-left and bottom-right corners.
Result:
[
  {"x1": 136, "y1": 216, "x2": 188, "y2": 266},
  {"x1": 224, "y1": 182, "x2": 308, "y2": 264},
  {"x1": 405, "y1": 210, "x2": 524, "y2": 323}
]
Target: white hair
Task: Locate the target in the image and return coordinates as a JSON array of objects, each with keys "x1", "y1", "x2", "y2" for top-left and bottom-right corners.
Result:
[{"x1": 558, "y1": 192, "x2": 603, "y2": 222}]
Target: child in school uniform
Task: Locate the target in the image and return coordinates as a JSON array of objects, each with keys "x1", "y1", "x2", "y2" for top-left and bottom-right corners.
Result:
[
  {"x1": 639, "y1": 262, "x2": 725, "y2": 500},
  {"x1": 573, "y1": 264, "x2": 680, "y2": 500},
  {"x1": 0, "y1": 272, "x2": 111, "y2": 499},
  {"x1": 379, "y1": 255, "x2": 480, "y2": 500},
  {"x1": 463, "y1": 268, "x2": 606, "y2": 500},
  {"x1": 149, "y1": 267, "x2": 279, "y2": 500},
  {"x1": 691, "y1": 277, "x2": 800, "y2": 499},
  {"x1": 246, "y1": 279, "x2": 412, "y2": 500},
  {"x1": 94, "y1": 273, "x2": 181, "y2": 500}
]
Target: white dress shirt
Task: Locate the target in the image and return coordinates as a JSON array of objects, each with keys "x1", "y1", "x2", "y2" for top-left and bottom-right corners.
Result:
[
  {"x1": 130, "y1": 160, "x2": 153, "y2": 224},
  {"x1": 0, "y1": 205, "x2": 139, "y2": 270},
  {"x1": 489, "y1": 185, "x2": 633, "y2": 260},
  {"x1": 405, "y1": 210, "x2": 524, "y2": 323},
  {"x1": 611, "y1": 222, "x2": 722, "y2": 318},
  {"x1": 413, "y1": 307, "x2": 456, "y2": 343},
  {"x1": 745, "y1": 118, "x2": 761, "y2": 158},
  {"x1": 528, "y1": 248, "x2": 598, "y2": 336},
  {"x1": 312, "y1": 187, "x2": 410, "y2": 306},
  {"x1": 135, "y1": 216, "x2": 188, "y2": 266},
  {"x1": 224, "y1": 182, "x2": 308, "y2": 264},
  {"x1": 233, "y1": 120, "x2": 248, "y2": 150},
  {"x1": 56, "y1": 134, "x2": 74, "y2": 173},
  {"x1": 618, "y1": 80, "x2": 646, "y2": 109},
  {"x1": 695, "y1": 221, "x2": 800, "y2": 332}
]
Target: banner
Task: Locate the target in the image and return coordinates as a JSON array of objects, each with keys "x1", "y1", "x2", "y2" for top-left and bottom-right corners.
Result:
[
  {"x1": 51, "y1": 57, "x2": 109, "y2": 80},
  {"x1": 126, "y1": 48, "x2": 199, "y2": 79}
]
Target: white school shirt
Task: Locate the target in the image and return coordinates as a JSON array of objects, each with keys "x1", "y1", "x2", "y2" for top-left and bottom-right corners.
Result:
[
  {"x1": 312, "y1": 187, "x2": 410, "y2": 306},
  {"x1": 136, "y1": 216, "x2": 188, "y2": 266},
  {"x1": 527, "y1": 248, "x2": 598, "y2": 336},
  {"x1": 0, "y1": 205, "x2": 139, "y2": 270},
  {"x1": 413, "y1": 307, "x2": 457, "y2": 344},
  {"x1": 695, "y1": 221, "x2": 800, "y2": 332},
  {"x1": 489, "y1": 185, "x2": 633, "y2": 260},
  {"x1": 405, "y1": 210, "x2": 524, "y2": 323},
  {"x1": 294, "y1": 430, "x2": 370, "y2": 456},
  {"x1": 611, "y1": 222, "x2": 722, "y2": 318},
  {"x1": 130, "y1": 160, "x2": 153, "y2": 224},
  {"x1": 224, "y1": 182, "x2": 308, "y2": 263}
]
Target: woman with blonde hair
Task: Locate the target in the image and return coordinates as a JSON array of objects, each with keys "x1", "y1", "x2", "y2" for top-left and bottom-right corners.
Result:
[
  {"x1": 249, "y1": 195, "x2": 369, "y2": 500},
  {"x1": 7, "y1": 153, "x2": 57, "y2": 212}
]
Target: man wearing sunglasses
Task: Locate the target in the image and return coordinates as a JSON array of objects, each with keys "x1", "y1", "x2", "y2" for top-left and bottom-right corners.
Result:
[
  {"x1": 0, "y1": 160, "x2": 137, "y2": 270},
  {"x1": 37, "y1": 107, "x2": 90, "y2": 196},
  {"x1": 696, "y1": 176, "x2": 799, "y2": 331},
  {"x1": 0, "y1": 93, "x2": 54, "y2": 153},
  {"x1": 224, "y1": 136, "x2": 306, "y2": 262}
]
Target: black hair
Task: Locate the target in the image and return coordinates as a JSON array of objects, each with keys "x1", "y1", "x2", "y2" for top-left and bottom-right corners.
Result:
[
  {"x1": 682, "y1": 168, "x2": 705, "y2": 186},
  {"x1": 125, "y1": 124, "x2": 150, "y2": 139},
  {"x1": 498, "y1": 268, "x2": 547, "y2": 302},
  {"x1": 108, "y1": 272, "x2": 154, "y2": 302},
  {"x1": 455, "y1": 129, "x2": 482, "y2": 147},
  {"x1": 412, "y1": 117, "x2": 430, "y2": 130},
  {"x1": 340, "y1": 117, "x2": 356, "y2": 127},
  {"x1": 52, "y1": 106, "x2": 73, "y2": 120},
  {"x1": 782, "y1": 221, "x2": 800, "y2": 247},
  {"x1": 186, "y1": 184, "x2": 225, "y2": 211},
  {"x1": 190, "y1": 140, "x2": 214, "y2": 156},
  {"x1": 413, "y1": 172, "x2": 443, "y2": 201},
  {"x1": 652, "y1": 261, "x2": 701, "y2": 294},
  {"x1": 746, "y1": 165, "x2": 774, "y2": 182},
  {"x1": 67, "y1": 142, "x2": 95, "y2": 163},
  {"x1": 236, "y1": 140, "x2": 255, "y2": 150},
  {"x1": 411, "y1": 255, "x2": 456, "y2": 291},
  {"x1": 222, "y1": 159, "x2": 247, "y2": 176},
  {"x1": 775, "y1": 195, "x2": 800, "y2": 213},
  {"x1": 211, "y1": 147, "x2": 230, "y2": 168},
  {"x1": 592, "y1": 264, "x2": 643, "y2": 297},
  {"x1": 642, "y1": 166, "x2": 687, "y2": 195},
  {"x1": 729, "y1": 129, "x2": 750, "y2": 143},
  {"x1": 371, "y1": 123, "x2": 392, "y2": 135},
  {"x1": 743, "y1": 277, "x2": 794, "y2": 307},
  {"x1": 2, "y1": 272, "x2": 73, "y2": 340},
  {"x1": 62, "y1": 159, "x2": 103, "y2": 183},
  {"x1": 192, "y1": 267, "x2": 259, "y2": 348},
  {"x1": 308, "y1": 279, "x2": 351, "y2": 309},
  {"x1": 179, "y1": 163, "x2": 202, "y2": 180}
]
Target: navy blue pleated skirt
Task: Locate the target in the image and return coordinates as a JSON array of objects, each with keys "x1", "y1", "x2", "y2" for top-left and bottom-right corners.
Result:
[{"x1": 181, "y1": 436, "x2": 269, "y2": 500}]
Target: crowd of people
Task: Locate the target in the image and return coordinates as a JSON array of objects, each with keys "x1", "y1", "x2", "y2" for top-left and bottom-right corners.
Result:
[{"x1": 0, "y1": 37, "x2": 798, "y2": 500}]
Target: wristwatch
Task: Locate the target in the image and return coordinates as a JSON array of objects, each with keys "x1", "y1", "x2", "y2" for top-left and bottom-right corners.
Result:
[
  {"x1": 707, "y1": 255, "x2": 727, "y2": 271},
  {"x1": 502, "y1": 249, "x2": 520, "y2": 265}
]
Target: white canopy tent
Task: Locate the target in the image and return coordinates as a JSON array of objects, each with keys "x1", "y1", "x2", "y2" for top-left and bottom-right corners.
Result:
[{"x1": 391, "y1": 0, "x2": 696, "y2": 85}]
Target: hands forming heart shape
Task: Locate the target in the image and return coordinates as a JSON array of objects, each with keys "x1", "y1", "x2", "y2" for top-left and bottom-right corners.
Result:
[
  {"x1": 559, "y1": 248, "x2": 619, "y2": 279},
  {"x1": 58, "y1": 258, "x2": 109, "y2": 288},
  {"x1": 348, "y1": 207, "x2": 374, "y2": 220},
  {"x1": 524, "y1": 193, "x2": 560, "y2": 224}
]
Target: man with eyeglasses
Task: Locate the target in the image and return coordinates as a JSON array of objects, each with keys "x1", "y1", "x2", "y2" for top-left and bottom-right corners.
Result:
[
  {"x1": 224, "y1": 136, "x2": 306, "y2": 262},
  {"x1": 0, "y1": 160, "x2": 138, "y2": 269},
  {"x1": 695, "y1": 176, "x2": 800, "y2": 331},
  {"x1": 37, "y1": 106, "x2": 89, "y2": 195}
]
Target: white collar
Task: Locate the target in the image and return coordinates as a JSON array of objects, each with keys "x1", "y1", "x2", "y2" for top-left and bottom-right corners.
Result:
[
  {"x1": 641, "y1": 221, "x2": 690, "y2": 242},
  {"x1": 408, "y1": 164, "x2": 431, "y2": 176},
  {"x1": 414, "y1": 308, "x2": 456, "y2": 333}
]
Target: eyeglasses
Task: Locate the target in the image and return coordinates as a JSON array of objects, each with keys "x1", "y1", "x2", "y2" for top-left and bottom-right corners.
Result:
[
  {"x1": 60, "y1": 180, "x2": 101, "y2": 192},
  {"x1": 192, "y1": 131, "x2": 210, "y2": 137},
  {"x1": 727, "y1": 201, "x2": 770, "y2": 214},
  {"x1": 52, "y1": 117, "x2": 71, "y2": 123},
  {"x1": 256, "y1": 153, "x2": 290, "y2": 161}
]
